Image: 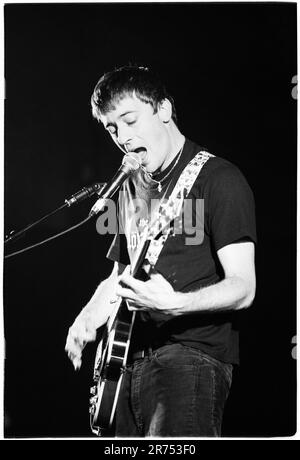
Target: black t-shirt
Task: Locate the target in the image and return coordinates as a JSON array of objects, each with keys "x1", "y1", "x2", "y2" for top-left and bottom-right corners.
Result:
[{"x1": 107, "y1": 138, "x2": 257, "y2": 364}]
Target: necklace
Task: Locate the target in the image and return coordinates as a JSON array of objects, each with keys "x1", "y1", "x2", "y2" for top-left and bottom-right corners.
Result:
[{"x1": 146, "y1": 144, "x2": 184, "y2": 192}]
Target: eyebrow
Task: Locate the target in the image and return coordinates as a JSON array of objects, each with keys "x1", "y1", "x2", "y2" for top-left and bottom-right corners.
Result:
[
  {"x1": 105, "y1": 110, "x2": 137, "y2": 129},
  {"x1": 119, "y1": 110, "x2": 137, "y2": 118}
]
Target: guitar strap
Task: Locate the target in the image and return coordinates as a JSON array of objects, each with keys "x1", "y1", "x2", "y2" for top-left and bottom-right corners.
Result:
[{"x1": 145, "y1": 150, "x2": 214, "y2": 267}]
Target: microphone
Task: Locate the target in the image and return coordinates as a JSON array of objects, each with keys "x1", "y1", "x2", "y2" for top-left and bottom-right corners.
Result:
[
  {"x1": 65, "y1": 183, "x2": 107, "y2": 207},
  {"x1": 89, "y1": 154, "x2": 141, "y2": 216}
]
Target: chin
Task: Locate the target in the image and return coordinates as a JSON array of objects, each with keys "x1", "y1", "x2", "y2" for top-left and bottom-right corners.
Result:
[
  {"x1": 145, "y1": 165, "x2": 154, "y2": 173},
  {"x1": 144, "y1": 161, "x2": 160, "y2": 174},
  {"x1": 146, "y1": 167, "x2": 158, "y2": 175}
]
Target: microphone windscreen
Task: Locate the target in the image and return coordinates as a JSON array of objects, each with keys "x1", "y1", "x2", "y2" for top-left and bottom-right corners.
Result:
[{"x1": 122, "y1": 154, "x2": 141, "y2": 171}]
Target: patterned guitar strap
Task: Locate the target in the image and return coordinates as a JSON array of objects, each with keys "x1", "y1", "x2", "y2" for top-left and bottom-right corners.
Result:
[{"x1": 145, "y1": 150, "x2": 214, "y2": 268}]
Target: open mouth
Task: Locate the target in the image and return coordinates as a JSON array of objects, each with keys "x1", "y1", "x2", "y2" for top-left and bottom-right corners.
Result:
[
  {"x1": 134, "y1": 147, "x2": 146, "y2": 154},
  {"x1": 132, "y1": 147, "x2": 147, "y2": 163}
]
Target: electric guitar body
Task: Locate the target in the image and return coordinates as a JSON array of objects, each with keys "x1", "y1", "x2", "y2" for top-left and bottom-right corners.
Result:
[{"x1": 89, "y1": 239, "x2": 150, "y2": 436}]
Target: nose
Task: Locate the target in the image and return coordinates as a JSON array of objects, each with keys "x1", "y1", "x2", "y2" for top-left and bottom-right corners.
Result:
[{"x1": 117, "y1": 125, "x2": 133, "y2": 147}]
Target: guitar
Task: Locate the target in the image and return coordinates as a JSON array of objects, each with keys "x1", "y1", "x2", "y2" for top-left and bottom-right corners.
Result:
[
  {"x1": 89, "y1": 235, "x2": 150, "y2": 436},
  {"x1": 89, "y1": 196, "x2": 184, "y2": 437}
]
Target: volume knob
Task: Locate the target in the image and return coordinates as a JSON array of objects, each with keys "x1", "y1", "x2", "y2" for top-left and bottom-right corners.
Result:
[
  {"x1": 90, "y1": 386, "x2": 97, "y2": 395},
  {"x1": 90, "y1": 395, "x2": 98, "y2": 405}
]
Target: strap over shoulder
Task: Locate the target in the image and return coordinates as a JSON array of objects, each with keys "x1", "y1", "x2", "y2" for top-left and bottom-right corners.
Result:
[{"x1": 145, "y1": 151, "x2": 214, "y2": 267}]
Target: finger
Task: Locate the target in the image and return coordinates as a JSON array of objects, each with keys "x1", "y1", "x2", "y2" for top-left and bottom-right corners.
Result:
[
  {"x1": 65, "y1": 340, "x2": 81, "y2": 357},
  {"x1": 116, "y1": 285, "x2": 137, "y2": 301},
  {"x1": 118, "y1": 272, "x2": 144, "y2": 291},
  {"x1": 65, "y1": 330, "x2": 88, "y2": 351},
  {"x1": 147, "y1": 271, "x2": 171, "y2": 288},
  {"x1": 148, "y1": 270, "x2": 165, "y2": 281},
  {"x1": 66, "y1": 347, "x2": 81, "y2": 368},
  {"x1": 117, "y1": 265, "x2": 131, "y2": 282},
  {"x1": 126, "y1": 299, "x2": 145, "y2": 311},
  {"x1": 124, "y1": 265, "x2": 131, "y2": 275},
  {"x1": 65, "y1": 334, "x2": 76, "y2": 351},
  {"x1": 75, "y1": 334, "x2": 95, "y2": 348},
  {"x1": 72, "y1": 356, "x2": 82, "y2": 371},
  {"x1": 142, "y1": 261, "x2": 151, "y2": 275},
  {"x1": 68, "y1": 325, "x2": 96, "y2": 345},
  {"x1": 66, "y1": 334, "x2": 82, "y2": 350},
  {"x1": 127, "y1": 304, "x2": 140, "y2": 311}
]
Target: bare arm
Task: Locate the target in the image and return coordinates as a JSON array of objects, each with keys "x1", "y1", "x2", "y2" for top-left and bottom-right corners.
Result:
[
  {"x1": 117, "y1": 242, "x2": 256, "y2": 315},
  {"x1": 75, "y1": 262, "x2": 125, "y2": 328},
  {"x1": 65, "y1": 262, "x2": 125, "y2": 369},
  {"x1": 175, "y1": 241, "x2": 256, "y2": 313}
]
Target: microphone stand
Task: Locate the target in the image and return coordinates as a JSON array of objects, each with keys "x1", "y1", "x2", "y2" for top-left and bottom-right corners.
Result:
[{"x1": 4, "y1": 182, "x2": 107, "y2": 245}]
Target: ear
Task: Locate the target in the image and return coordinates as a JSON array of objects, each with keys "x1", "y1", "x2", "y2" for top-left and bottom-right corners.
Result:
[{"x1": 158, "y1": 98, "x2": 172, "y2": 123}]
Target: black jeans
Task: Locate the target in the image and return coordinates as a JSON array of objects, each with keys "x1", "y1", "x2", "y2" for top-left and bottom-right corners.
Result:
[{"x1": 115, "y1": 343, "x2": 233, "y2": 437}]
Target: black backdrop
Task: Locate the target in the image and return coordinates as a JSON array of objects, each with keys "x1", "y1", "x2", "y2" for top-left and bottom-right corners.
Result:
[{"x1": 3, "y1": 3, "x2": 297, "y2": 438}]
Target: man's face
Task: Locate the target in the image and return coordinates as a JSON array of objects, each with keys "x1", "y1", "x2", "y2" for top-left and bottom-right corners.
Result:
[{"x1": 100, "y1": 94, "x2": 171, "y2": 173}]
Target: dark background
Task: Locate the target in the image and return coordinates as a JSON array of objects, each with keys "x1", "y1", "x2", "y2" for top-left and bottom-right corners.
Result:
[{"x1": 3, "y1": 3, "x2": 297, "y2": 438}]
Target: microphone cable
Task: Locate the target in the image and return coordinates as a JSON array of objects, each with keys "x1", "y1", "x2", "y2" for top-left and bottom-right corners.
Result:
[
  {"x1": 4, "y1": 182, "x2": 106, "y2": 260},
  {"x1": 5, "y1": 154, "x2": 141, "y2": 259},
  {"x1": 4, "y1": 215, "x2": 92, "y2": 260}
]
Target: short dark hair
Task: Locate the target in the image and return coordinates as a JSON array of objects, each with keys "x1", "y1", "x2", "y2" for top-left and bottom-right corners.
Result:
[{"x1": 91, "y1": 65, "x2": 177, "y2": 124}]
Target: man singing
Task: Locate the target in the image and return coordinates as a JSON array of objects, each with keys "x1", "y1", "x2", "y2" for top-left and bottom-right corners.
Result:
[{"x1": 65, "y1": 65, "x2": 256, "y2": 437}]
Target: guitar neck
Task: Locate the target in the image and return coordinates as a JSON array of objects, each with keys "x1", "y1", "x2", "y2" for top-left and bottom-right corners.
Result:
[{"x1": 130, "y1": 239, "x2": 151, "y2": 278}]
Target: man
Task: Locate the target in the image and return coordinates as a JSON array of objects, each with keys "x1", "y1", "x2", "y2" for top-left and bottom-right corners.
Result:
[{"x1": 65, "y1": 65, "x2": 256, "y2": 437}]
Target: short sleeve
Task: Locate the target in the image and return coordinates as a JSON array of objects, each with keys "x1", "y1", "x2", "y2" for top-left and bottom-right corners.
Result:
[
  {"x1": 106, "y1": 232, "x2": 130, "y2": 265},
  {"x1": 206, "y1": 163, "x2": 257, "y2": 252}
]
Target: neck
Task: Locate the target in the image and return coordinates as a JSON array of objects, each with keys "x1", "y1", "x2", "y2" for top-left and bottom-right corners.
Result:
[{"x1": 160, "y1": 123, "x2": 185, "y2": 172}]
